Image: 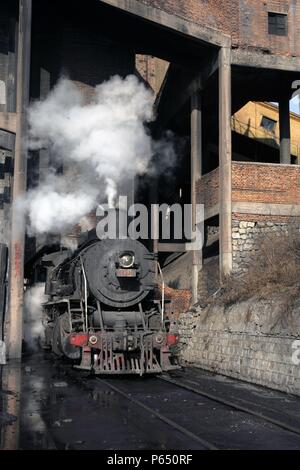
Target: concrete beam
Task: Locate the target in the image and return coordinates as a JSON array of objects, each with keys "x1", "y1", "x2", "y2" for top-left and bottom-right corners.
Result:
[
  {"x1": 98, "y1": 0, "x2": 231, "y2": 47},
  {"x1": 155, "y1": 51, "x2": 219, "y2": 130},
  {"x1": 157, "y1": 243, "x2": 190, "y2": 253},
  {"x1": 0, "y1": 113, "x2": 17, "y2": 134},
  {"x1": 7, "y1": 0, "x2": 32, "y2": 360},
  {"x1": 155, "y1": 68, "x2": 203, "y2": 128},
  {"x1": 201, "y1": 51, "x2": 220, "y2": 83},
  {"x1": 232, "y1": 49, "x2": 300, "y2": 72},
  {"x1": 204, "y1": 203, "x2": 220, "y2": 221},
  {"x1": 232, "y1": 202, "x2": 300, "y2": 217},
  {"x1": 219, "y1": 47, "x2": 232, "y2": 280}
]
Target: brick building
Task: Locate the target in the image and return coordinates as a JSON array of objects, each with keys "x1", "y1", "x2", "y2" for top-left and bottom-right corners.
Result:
[
  {"x1": 233, "y1": 102, "x2": 300, "y2": 162},
  {"x1": 140, "y1": 0, "x2": 300, "y2": 295}
]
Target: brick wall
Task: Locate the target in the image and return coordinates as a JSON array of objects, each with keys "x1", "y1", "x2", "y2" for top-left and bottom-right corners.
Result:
[
  {"x1": 138, "y1": 0, "x2": 239, "y2": 39},
  {"x1": 179, "y1": 300, "x2": 300, "y2": 395},
  {"x1": 137, "y1": 0, "x2": 300, "y2": 56},
  {"x1": 136, "y1": 55, "x2": 169, "y2": 96},
  {"x1": 239, "y1": 0, "x2": 300, "y2": 56},
  {"x1": 232, "y1": 162, "x2": 300, "y2": 205},
  {"x1": 196, "y1": 163, "x2": 300, "y2": 273},
  {"x1": 196, "y1": 167, "x2": 219, "y2": 209},
  {"x1": 232, "y1": 162, "x2": 300, "y2": 273},
  {"x1": 60, "y1": 28, "x2": 135, "y2": 93},
  {"x1": 232, "y1": 218, "x2": 300, "y2": 273},
  {"x1": 160, "y1": 285, "x2": 192, "y2": 320}
]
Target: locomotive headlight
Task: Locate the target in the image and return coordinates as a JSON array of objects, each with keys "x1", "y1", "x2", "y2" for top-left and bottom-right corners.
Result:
[{"x1": 119, "y1": 252, "x2": 135, "y2": 269}]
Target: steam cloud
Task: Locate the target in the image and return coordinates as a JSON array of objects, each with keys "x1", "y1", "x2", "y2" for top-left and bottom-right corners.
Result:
[
  {"x1": 24, "y1": 283, "x2": 48, "y2": 350},
  {"x1": 21, "y1": 75, "x2": 175, "y2": 235}
]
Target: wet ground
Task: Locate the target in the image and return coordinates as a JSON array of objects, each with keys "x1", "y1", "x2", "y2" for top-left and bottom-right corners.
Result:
[{"x1": 1, "y1": 352, "x2": 300, "y2": 450}]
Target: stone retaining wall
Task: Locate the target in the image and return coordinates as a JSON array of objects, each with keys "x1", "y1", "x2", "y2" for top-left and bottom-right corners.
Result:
[
  {"x1": 232, "y1": 218, "x2": 300, "y2": 274},
  {"x1": 179, "y1": 299, "x2": 300, "y2": 395},
  {"x1": 232, "y1": 216, "x2": 300, "y2": 273}
]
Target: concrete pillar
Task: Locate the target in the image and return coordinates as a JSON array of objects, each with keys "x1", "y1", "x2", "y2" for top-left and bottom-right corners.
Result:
[
  {"x1": 7, "y1": 0, "x2": 32, "y2": 359},
  {"x1": 1, "y1": 365, "x2": 21, "y2": 448},
  {"x1": 279, "y1": 96, "x2": 291, "y2": 164},
  {"x1": 219, "y1": 47, "x2": 232, "y2": 280},
  {"x1": 191, "y1": 91, "x2": 202, "y2": 304}
]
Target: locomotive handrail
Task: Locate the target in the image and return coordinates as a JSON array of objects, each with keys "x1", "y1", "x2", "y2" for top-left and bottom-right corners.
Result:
[
  {"x1": 157, "y1": 262, "x2": 165, "y2": 326},
  {"x1": 80, "y1": 256, "x2": 88, "y2": 334}
]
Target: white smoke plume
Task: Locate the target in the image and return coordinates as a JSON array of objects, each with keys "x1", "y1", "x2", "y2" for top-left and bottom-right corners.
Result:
[
  {"x1": 60, "y1": 236, "x2": 79, "y2": 252},
  {"x1": 20, "y1": 75, "x2": 174, "y2": 235},
  {"x1": 24, "y1": 283, "x2": 47, "y2": 350}
]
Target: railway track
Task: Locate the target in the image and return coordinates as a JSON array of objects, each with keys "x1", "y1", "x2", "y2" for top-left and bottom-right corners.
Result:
[
  {"x1": 13, "y1": 354, "x2": 300, "y2": 450},
  {"x1": 158, "y1": 375, "x2": 300, "y2": 438},
  {"x1": 97, "y1": 373, "x2": 300, "y2": 450},
  {"x1": 99, "y1": 378, "x2": 218, "y2": 450}
]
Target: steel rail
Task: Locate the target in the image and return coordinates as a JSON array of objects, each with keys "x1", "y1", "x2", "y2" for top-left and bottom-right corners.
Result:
[
  {"x1": 158, "y1": 375, "x2": 300, "y2": 438},
  {"x1": 98, "y1": 378, "x2": 219, "y2": 450}
]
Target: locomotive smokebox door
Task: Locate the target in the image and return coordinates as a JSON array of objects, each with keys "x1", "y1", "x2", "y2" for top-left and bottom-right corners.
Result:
[{"x1": 83, "y1": 239, "x2": 155, "y2": 309}]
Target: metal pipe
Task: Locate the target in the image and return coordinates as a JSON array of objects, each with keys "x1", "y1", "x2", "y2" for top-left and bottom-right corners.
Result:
[{"x1": 7, "y1": 0, "x2": 32, "y2": 359}]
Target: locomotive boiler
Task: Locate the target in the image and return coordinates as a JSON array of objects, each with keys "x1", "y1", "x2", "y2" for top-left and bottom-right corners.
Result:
[{"x1": 41, "y1": 233, "x2": 178, "y2": 375}]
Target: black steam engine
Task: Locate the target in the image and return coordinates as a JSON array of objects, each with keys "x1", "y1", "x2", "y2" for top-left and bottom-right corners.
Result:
[{"x1": 41, "y1": 234, "x2": 178, "y2": 375}]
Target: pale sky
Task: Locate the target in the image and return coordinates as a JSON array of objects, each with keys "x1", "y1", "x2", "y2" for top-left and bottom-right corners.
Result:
[
  {"x1": 290, "y1": 96, "x2": 300, "y2": 115},
  {"x1": 271, "y1": 97, "x2": 300, "y2": 115}
]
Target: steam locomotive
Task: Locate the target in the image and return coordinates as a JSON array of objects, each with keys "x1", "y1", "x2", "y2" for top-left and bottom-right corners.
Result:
[{"x1": 40, "y1": 232, "x2": 179, "y2": 375}]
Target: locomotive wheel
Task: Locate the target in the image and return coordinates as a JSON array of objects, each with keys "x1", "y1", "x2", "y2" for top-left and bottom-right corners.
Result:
[
  {"x1": 52, "y1": 317, "x2": 63, "y2": 356},
  {"x1": 52, "y1": 313, "x2": 80, "y2": 360}
]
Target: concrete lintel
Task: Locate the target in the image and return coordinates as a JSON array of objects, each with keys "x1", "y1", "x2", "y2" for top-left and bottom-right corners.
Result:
[
  {"x1": 154, "y1": 68, "x2": 202, "y2": 129},
  {"x1": 0, "y1": 112, "x2": 17, "y2": 134},
  {"x1": 98, "y1": 0, "x2": 231, "y2": 47},
  {"x1": 204, "y1": 204, "x2": 219, "y2": 221},
  {"x1": 163, "y1": 53, "x2": 219, "y2": 115},
  {"x1": 232, "y1": 161, "x2": 300, "y2": 169},
  {"x1": 202, "y1": 51, "x2": 220, "y2": 83},
  {"x1": 232, "y1": 202, "x2": 300, "y2": 217},
  {"x1": 157, "y1": 243, "x2": 190, "y2": 253},
  {"x1": 232, "y1": 49, "x2": 300, "y2": 72}
]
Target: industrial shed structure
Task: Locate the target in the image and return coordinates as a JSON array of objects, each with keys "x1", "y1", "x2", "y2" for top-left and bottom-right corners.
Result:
[{"x1": 0, "y1": 0, "x2": 300, "y2": 358}]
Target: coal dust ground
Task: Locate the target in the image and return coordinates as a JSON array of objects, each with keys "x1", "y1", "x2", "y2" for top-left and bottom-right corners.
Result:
[{"x1": 1, "y1": 352, "x2": 300, "y2": 450}]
